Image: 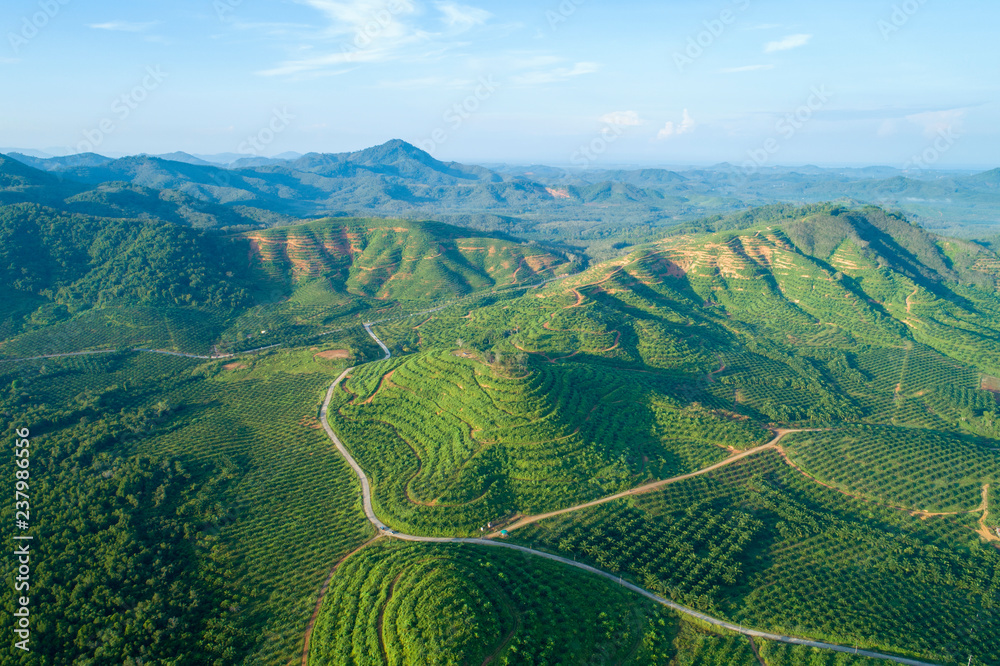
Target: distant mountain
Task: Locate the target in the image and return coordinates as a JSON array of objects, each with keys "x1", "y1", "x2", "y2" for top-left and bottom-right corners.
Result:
[
  {"x1": 288, "y1": 139, "x2": 504, "y2": 184},
  {"x1": 0, "y1": 155, "x2": 280, "y2": 229},
  {"x1": 0, "y1": 148, "x2": 53, "y2": 158},
  {"x1": 152, "y1": 152, "x2": 215, "y2": 166},
  {"x1": 191, "y1": 152, "x2": 244, "y2": 165},
  {"x1": 3, "y1": 141, "x2": 999, "y2": 249},
  {"x1": 0, "y1": 154, "x2": 62, "y2": 189},
  {"x1": 7, "y1": 151, "x2": 114, "y2": 171}
]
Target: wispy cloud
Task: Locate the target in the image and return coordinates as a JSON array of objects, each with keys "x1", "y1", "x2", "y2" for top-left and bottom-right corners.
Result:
[
  {"x1": 89, "y1": 21, "x2": 159, "y2": 32},
  {"x1": 257, "y1": 0, "x2": 495, "y2": 77},
  {"x1": 0, "y1": 57, "x2": 20, "y2": 64},
  {"x1": 257, "y1": 48, "x2": 384, "y2": 77},
  {"x1": 599, "y1": 111, "x2": 644, "y2": 127},
  {"x1": 764, "y1": 33, "x2": 812, "y2": 52},
  {"x1": 658, "y1": 109, "x2": 695, "y2": 139},
  {"x1": 435, "y1": 1, "x2": 491, "y2": 29},
  {"x1": 378, "y1": 76, "x2": 476, "y2": 89},
  {"x1": 720, "y1": 64, "x2": 774, "y2": 73},
  {"x1": 511, "y1": 61, "x2": 598, "y2": 85}
]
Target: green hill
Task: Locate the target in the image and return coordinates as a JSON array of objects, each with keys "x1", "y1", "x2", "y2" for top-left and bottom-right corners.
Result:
[{"x1": 0, "y1": 210, "x2": 572, "y2": 358}]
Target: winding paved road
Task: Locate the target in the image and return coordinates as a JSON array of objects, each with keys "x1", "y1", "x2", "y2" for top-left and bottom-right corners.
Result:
[{"x1": 316, "y1": 326, "x2": 941, "y2": 666}]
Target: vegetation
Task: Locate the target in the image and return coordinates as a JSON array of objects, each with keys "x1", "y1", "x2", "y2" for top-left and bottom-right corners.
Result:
[
  {"x1": 310, "y1": 539, "x2": 765, "y2": 665},
  {"x1": 513, "y1": 449, "x2": 1000, "y2": 663},
  {"x1": 757, "y1": 641, "x2": 883, "y2": 665},
  {"x1": 329, "y1": 349, "x2": 766, "y2": 535},
  {"x1": 0, "y1": 344, "x2": 373, "y2": 664},
  {"x1": 6, "y1": 197, "x2": 1000, "y2": 664},
  {"x1": 782, "y1": 425, "x2": 999, "y2": 513}
]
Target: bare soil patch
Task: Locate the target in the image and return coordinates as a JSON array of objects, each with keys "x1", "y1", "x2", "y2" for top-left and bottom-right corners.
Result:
[
  {"x1": 223, "y1": 362, "x2": 248, "y2": 371},
  {"x1": 315, "y1": 349, "x2": 351, "y2": 360}
]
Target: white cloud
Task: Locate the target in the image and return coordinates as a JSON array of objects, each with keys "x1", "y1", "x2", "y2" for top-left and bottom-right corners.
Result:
[
  {"x1": 0, "y1": 57, "x2": 20, "y2": 64},
  {"x1": 511, "y1": 61, "x2": 598, "y2": 85},
  {"x1": 435, "y1": 2, "x2": 492, "y2": 29},
  {"x1": 258, "y1": 0, "x2": 494, "y2": 77},
  {"x1": 720, "y1": 64, "x2": 774, "y2": 73},
  {"x1": 657, "y1": 109, "x2": 696, "y2": 139},
  {"x1": 89, "y1": 21, "x2": 159, "y2": 32},
  {"x1": 906, "y1": 109, "x2": 966, "y2": 137},
  {"x1": 599, "y1": 111, "x2": 644, "y2": 127},
  {"x1": 257, "y1": 48, "x2": 384, "y2": 76},
  {"x1": 764, "y1": 33, "x2": 812, "y2": 52}
]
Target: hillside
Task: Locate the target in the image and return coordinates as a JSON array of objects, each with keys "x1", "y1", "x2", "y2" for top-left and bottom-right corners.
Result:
[
  {"x1": 4, "y1": 201, "x2": 1000, "y2": 664},
  {"x1": 0, "y1": 209, "x2": 573, "y2": 357},
  {"x1": 242, "y1": 217, "x2": 574, "y2": 302},
  {"x1": 340, "y1": 203, "x2": 1000, "y2": 661}
]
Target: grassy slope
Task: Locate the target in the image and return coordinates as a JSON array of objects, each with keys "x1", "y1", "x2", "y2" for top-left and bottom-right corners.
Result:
[{"x1": 320, "y1": 205, "x2": 1000, "y2": 661}]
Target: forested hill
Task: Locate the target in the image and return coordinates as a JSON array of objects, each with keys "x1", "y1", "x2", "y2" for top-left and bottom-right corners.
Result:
[{"x1": 0, "y1": 206, "x2": 574, "y2": 356}]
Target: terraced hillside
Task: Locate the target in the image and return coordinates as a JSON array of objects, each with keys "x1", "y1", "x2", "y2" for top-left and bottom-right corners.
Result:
[{"x1": 329, "y1": 350, "x2": 768, "y2": 535}]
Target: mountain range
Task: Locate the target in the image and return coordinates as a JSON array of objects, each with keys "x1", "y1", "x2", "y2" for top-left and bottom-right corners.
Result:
[{"x1": 3, "y1": 140, "x2": 999, "y2": 253}]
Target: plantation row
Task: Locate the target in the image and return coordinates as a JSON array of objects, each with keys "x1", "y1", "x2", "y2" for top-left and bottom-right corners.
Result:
[
  {"x1": 309, "y1": 540, "x2": 686, "y2": 665},
  {"x1": 136, "y1": 351, "x2": 374, "y2": 664},
  {"x1": 526, "y1": 500, "x2": 762, "y2": 613},
  {"x1": 1, "y1": 347, "x2": 373, "y2": 665},
  {"x1": 782, "y1": 425, "x2": 1000, "y2": 514},
  {"x1": 330, "y1": 349, "x2": 766, "y2": 535},
  {"x1": 515, "y1": 449, "x2": 1000, "y2": 664}
]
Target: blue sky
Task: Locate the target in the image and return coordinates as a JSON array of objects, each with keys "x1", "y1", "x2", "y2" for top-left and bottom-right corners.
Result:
[{"x1": 2, "y1": 0, "x2": 997, "y2": 168}]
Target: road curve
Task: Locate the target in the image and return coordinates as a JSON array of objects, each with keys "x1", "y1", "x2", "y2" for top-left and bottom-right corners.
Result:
[
  {"x1": 317, "y1": 361, "x2": 939, "y2": 666},
  {"x1": 363, "y1": 323, "x2": 392, "y2": 360}
]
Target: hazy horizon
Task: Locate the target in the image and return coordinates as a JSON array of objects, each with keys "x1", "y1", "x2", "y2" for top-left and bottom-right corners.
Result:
[{"x1": 2, "y1": 141, "x2": 995, "y2": 174}]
